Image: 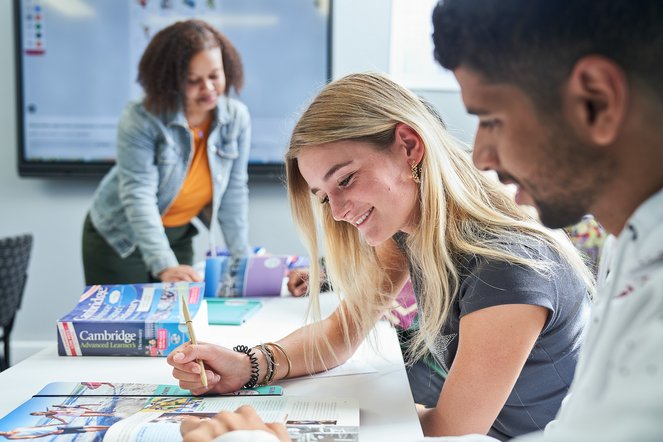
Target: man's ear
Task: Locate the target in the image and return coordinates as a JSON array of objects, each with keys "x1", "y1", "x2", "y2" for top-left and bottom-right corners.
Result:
[
  {"x1": 394, "y1": 123, "x2": 425, "y2": 163},
  {"x1": 564, "y1": 55, "x2": 628, "y2": 146}
]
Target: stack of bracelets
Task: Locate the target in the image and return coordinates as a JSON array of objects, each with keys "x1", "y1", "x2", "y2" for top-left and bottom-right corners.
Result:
[{"x1": 233, "y1": 342, "x2": 292, "y2": 388}]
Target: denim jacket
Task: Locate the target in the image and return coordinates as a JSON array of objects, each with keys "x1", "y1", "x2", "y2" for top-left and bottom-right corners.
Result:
[{"x1": 89, "y1": 96, "x2": 252, "y2": 277}]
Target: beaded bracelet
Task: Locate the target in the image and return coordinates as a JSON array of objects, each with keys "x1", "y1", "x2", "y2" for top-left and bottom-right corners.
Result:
[
  {"x1": 255, "y1": 344, "x2": 276, "y2": 386},
  {"x1": 265, "y1": 344, "x2": 278, "y2": 382},
  {"x1": 253, "y1": 345, "x2": 271, "y2": 384},
  {"x1": 266, "y1": 342, "x2": 292, "y2": 379},
  {"x1": 232, "y1": 345, "x2": 259, "y2": 389}
]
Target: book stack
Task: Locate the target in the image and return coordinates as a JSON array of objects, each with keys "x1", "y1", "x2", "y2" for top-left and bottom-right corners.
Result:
[{"x1": 57, "y1": 282, "x2": 206, "y2": 357}]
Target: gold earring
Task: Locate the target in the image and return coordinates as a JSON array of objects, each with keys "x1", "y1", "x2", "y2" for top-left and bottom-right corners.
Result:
[{"x1": 411, "y1": 161, "x2": 421, "y2": 184}]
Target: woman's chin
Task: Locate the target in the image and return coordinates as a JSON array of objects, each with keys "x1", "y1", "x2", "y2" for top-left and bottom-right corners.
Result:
[
  {"x1": 362, "y1": 231, "x2": 390, "y2": 248},
  {"x1": 194, "y1": 98, "x2": 218, "y2": 112}
]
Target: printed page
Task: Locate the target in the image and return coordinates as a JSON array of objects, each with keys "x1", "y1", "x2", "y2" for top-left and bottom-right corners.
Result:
[{"x1": 103, "y1": 397, "x2": 359, "y2": 442}]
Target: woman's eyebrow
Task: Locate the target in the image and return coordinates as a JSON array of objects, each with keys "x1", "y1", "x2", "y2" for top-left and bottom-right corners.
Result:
[{"x1": 309, "y1": 160, "x2": 353, "y2": 195}]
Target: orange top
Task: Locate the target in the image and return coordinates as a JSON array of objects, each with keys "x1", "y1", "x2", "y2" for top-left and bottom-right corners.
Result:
[{"x1": 162, "y1": 119, "x2": 214, "y2": 227}]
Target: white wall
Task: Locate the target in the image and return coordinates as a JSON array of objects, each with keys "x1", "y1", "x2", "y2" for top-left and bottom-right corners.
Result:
[{"x1": 0, "y1": 0, "x2": 476, "y2": 361}]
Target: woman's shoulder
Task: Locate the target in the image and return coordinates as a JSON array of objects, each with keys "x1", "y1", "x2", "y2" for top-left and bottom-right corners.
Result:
[
  {"x1": 225, "y1": 96, "x2": 249, "y2": 113},
  {"x1": 217, "y1": 96, "x2": 250, "y2": 126},
  {"x1": 461, "y1": 234, "x2": 565, "y2": 283},
  {"x1": 119, "y1": 100, "x2": 162, "y2": 126},
  {"x1": 506, "y1": 233, "x2": 564, "y2": 263},
  {"x1": 121, "y1": 100, "x2": 147, "y2": 117},
  {"x1": 456, "y1": 236, "x2": 567, "y2": 313},
  {"x1": 116, "y1": 101, "x2": 173, "y2": 144}
]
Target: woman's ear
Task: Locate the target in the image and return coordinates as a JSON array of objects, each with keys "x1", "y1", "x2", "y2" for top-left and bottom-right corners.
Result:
[
  {"x1": 394, "y1": 123, "x2": 425, "y2": 164},
  {"x1": 564, "y1": 55, "x2": 628, "y2": 146}
]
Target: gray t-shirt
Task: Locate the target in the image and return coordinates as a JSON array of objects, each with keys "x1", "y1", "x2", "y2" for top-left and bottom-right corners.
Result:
[{"x1": 394, "y1": 232, "x2": 591, "y2": 441}]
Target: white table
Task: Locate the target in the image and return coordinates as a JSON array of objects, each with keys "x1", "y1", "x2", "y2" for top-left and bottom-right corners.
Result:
[{"x1": 0, "y1": 294, "x2": 423, "y2": 441}]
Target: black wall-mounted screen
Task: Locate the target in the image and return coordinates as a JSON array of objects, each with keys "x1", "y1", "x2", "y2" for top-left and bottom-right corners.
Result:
[{"x1": 14, "y1": 0, "x2": 332, "y2": 179}]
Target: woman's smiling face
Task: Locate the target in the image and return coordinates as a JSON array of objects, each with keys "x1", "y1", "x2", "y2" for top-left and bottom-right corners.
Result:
[
  {"x1": 296, "y1": 127, "x2": 422, "y2": 246},
  {"x1": 184, "y1": 47, "x2": 225, "y2": 121}
]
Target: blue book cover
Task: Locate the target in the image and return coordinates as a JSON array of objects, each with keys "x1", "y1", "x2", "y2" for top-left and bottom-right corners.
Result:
[{"x1": 56, "y1": 282, "x2": 205, "y2": 357}]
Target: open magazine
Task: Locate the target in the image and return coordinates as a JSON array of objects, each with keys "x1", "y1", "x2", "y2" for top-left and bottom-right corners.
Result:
[{"x1": 0, "y1": 382, "x2": 359, "y2": 441}]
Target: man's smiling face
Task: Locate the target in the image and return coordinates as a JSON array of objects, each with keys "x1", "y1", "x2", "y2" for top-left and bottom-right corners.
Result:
[{"x1": 454, "y1": 66, "x2": 600, "y2": 229}]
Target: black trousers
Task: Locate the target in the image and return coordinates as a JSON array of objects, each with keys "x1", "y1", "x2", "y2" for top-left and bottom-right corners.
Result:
[{"x1": 82, "y1": 213, "x2": 197, "y2": 285}]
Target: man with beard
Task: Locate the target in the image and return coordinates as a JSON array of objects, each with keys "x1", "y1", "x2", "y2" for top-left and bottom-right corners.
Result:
[{"x1": 428, "y1": 0, "x2": 663, "y2": 441}]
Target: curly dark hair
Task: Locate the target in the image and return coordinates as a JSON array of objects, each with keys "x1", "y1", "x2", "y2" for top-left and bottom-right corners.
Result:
[
  {"x1": 432, "y1": 0, "x2": 663, "y2": 115},
  {"x1": 138, "y1": 19, "x2": 244, "y2": 116}
]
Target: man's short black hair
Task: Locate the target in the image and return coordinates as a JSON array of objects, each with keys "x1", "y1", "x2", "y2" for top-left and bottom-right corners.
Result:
[{"x1": 432, "y1": 0, "x2": 663, "y2": 113}]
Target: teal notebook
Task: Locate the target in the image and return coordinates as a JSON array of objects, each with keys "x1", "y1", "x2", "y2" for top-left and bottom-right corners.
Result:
[{"x1": 206, "y1": 299, "x2": 263, "y2": 325}]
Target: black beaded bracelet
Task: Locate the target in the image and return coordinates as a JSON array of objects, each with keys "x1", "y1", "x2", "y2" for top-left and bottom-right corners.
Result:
[
  {"x1": 233, "y1": 345, "x2": 260, "y2": 389},
  {"x1": 256, "y1": 344, "x2": 276, "y2": 386}
]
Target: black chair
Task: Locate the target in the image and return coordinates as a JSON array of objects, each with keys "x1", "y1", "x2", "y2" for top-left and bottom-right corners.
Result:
[{"x1": 0, "y1": 233, "x2": 33, "y2": 371}]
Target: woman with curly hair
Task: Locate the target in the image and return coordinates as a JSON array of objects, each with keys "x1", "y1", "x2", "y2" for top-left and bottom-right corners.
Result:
[{"x1": 83, "y1": 19, "x2": 252, "y2": 284}]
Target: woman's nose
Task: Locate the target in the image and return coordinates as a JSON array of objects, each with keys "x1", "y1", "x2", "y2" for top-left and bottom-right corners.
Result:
[
  {"x1": 329, "y1": 195, "x2": 350, "y2": 222},
  {"x1": 202, "y1": 78, "x2": 214, "y2": 91}
]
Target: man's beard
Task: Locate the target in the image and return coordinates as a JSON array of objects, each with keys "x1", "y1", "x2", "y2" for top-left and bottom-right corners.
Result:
[
  {"x1": 535, "y1": 196, "x2": 590, "y2": 229},
  {"x1": 525, "y1": 120, "x2": 614, "y2": 230}
]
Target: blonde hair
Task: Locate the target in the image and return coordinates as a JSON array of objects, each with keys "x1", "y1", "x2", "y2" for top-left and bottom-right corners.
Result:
[{"x1": 286, "y1": 72, "x2": 594, "y2": 367}]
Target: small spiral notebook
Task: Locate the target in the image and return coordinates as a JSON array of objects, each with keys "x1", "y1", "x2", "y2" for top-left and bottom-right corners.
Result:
[{"x1": 206, "y1": 298, "x2": 263, "y2": 325}]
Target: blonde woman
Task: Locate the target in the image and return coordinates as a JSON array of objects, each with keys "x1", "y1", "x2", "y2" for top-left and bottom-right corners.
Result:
[{"x1": 168, "y1": 73, "x2": 593, "y2": 441}]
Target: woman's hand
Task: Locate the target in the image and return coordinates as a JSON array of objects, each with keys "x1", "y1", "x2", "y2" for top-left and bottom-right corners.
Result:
[
  {"x1": 167, "y1": 343, "x2": 252, "y2": 395},
  {"x1": 159, "y1": 265, "x2": 203, "y2": 282},
  {"x1": 286, "y1": 269, "x2": 310, "y2": 297},
  {"x1": 181, "y1": 405, "x2": 291, "y2": 442}
]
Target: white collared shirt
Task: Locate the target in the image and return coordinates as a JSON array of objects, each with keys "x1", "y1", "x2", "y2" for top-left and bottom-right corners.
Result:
[{"x1": 429, "y1": 188, "x2": 663, "y2": 442}]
